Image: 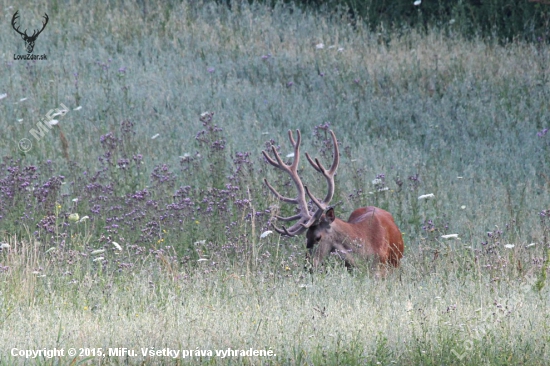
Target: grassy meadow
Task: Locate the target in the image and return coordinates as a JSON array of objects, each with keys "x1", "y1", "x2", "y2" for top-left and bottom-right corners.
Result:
[{"x1": 1, "y1": 0, "x2": 550, "y2": 364}]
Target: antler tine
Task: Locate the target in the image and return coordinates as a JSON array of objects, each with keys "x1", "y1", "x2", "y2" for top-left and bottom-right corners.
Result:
[
  {"x1": 271, "y1": 222, "x2": 308, "y2": 237},
  {"x1": 327, "y1": 130, "x2": 339, "y2": 174},
  {"x1": 304, "y1": 129, "x2": 339, "y2": 205},
  {"x1": 301, "y1": 185, "x2": 328, "y2": 232},
  {"x1": 262, "y1": 142, "x2": 294, "y2": 173},
  {"x1": 262, "y1": 130, "x2": 301, "y2": 172},
  {"x1": 263, "y1": 178, "x2": 298, "y2": 204},
  {"x1": 275, "y1": 213, "x2": 303, "y2": 222},
  {"x1": 271, "y1": 223, "x2": 289, "y2": 235},
  {"x1": 305, "y1": 130, "x2": 339, "y2": 173},
  {"x1": 305, "y1": 152, "x2": 322, "y2": 173},
  {"x1": 262, "y1": 129, "x2": 314, "y2": 237},
  {"x1": 271, "y1": 223, "x2": 299, "y2": 237},
  {"x1": 262, "y1": 149, "x2": 283, "y2": 169},
  {"x1": 288, "y1": 129, "x2": 301, "y2": 170},
  {"x1": 304, "y1": 186, "x2": 326, "y2": 211}
]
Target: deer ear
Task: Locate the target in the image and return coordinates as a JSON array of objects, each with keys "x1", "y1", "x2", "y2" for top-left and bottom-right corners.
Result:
[{"x1": 325, "y1": 207, "x2": 336, "y2": 223}]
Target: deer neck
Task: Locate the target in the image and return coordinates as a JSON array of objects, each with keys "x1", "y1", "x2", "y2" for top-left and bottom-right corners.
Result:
[{"x1": 330, "y1": 219, "x2": 361, "y2": 248}]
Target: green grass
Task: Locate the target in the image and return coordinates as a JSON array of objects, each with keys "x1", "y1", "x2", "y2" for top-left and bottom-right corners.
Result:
[
  {"x1": 0, "y1": 240, "x2": 548, "y2": 365},
  {"x1": 1, "y1": 0, "x2": 550, "y2": 364}
]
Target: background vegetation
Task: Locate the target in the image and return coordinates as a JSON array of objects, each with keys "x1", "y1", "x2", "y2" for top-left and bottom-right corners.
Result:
[
  {"x1": 1, "y1": 0, "x2": 549, "y2": 364},
  {"x1": 265, "y1": 0, "x2": 550, "y2": 42}
]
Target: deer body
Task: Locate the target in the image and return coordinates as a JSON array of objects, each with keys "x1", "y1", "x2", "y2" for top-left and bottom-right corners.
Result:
[
  {"x1": 262, "y1": 129, "x2": 404, "y2": 272},
  {"x1": 306, "y1": 206, "x2": 404, "y2": 270}
]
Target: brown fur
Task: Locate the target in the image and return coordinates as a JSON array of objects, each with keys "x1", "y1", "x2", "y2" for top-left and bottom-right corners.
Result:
[{"x1": 306, "y1": 206, "x2": 404, "y2": 272}]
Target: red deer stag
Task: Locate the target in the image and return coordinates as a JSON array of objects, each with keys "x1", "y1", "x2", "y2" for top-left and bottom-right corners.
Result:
[{"x1": 262, "y1": 129, "x2": 404, "y2": 273}]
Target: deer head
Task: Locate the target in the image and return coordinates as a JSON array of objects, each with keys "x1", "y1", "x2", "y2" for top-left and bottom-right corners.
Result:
[{"x1": 12, "y1": 11, "x2": 49, "y2": 54}]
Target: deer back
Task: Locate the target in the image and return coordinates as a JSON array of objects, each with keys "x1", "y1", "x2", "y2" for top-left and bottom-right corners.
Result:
[{"x1": 346, "y1": 207, "x2": 404, "y2": 266}]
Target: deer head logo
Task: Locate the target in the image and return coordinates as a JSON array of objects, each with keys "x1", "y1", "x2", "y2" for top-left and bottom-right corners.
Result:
[{"x1": 11, "y1": 11, "x2": 49, "y2": 54}]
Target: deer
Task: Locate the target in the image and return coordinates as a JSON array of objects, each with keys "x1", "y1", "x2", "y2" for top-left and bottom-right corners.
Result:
[
  {"x1": 11, "y1": 10, "x2": 49, "y2": 54},
  {"x1": 262, "y1": 129, "x2": 404, "y2": 275}
]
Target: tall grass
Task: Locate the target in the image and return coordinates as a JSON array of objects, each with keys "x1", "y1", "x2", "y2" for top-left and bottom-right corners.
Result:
[
  {"x1": 1, "y1": 0, "x2": 549, "y2": 364},
  {"x1": 1, "y1": 238, "x2": 548, "y2": 365}
]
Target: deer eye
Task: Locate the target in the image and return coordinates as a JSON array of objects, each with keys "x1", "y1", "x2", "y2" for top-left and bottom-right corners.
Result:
[{"x1": 315, "y1": 236, "x2": 321, "y2": 242}]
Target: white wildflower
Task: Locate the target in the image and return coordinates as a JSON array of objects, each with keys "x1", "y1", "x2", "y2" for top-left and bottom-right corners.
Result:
[
  {"x1": 0, "y1": 93, "x2": 7, "y2": 100},
  {"x1": 197, "y1": 258, "x2": 208, "y2": 262},
  {"x1": 315, "y1": 43, "x2": 324, "y2": 49},
  {"x1": 79, "y1": 216, "x2": 89, "y2": 223},
  {"x1": 93, "y1": 257, "x2": 104, "y2": 262},
  {"x1": 413, "y1": 0, "x2": 421, "y2": 5},
  {"x1": 338, "y1": 47, "x2": 344, "y2": 52},
  {"x1": 91, "y1": 249, "x2": 105, "y2": 255},
  {"x1": 526, "y1": 243, "x2": 536, "y2": 248},
  {"x1": 461, "y1": 205, "x2": 466, "y2": 209},
  {"x1": 73, "y1": 106, "x2": 82, "y2": 111},
  {"x1": 151, "y1": 134, "x2": 160, "y2": 139},
  {"x1": 112, "y1": 241, "x2": 122, "y2": 251},
  {"x1": 504, "y1": 244, "x2": 515, "y2": 249},
  {"x1": 286, "y1": 152, "x2": 295, "y2": 158},
  {"x1": 418, "y1": 193, "x2": 435, "y2": 200},
  {"x1": 194, "y1": 240, "x2": 206, "y2": 246},
  {"x1": 72, "y1": 198, "x2": 78, "y2": 202},
  {"x1": 19, "y1": 97, "x2": 27, "y2": 102},
  {"x1": 441, "y1": 234, "x2": 459, "y2": 239},
  {"x1": 45, "y1": 247, "x2": 56, "y2": 253},
  {"x1": 372, "y1": 178, "x2": 382, "y2": 185},
  {"x1": 260, "y1": 230, "x2": 273, "y2": 238},
  {"x1": 17, "y1": 119, "x2": 23, "y2": 122}
]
